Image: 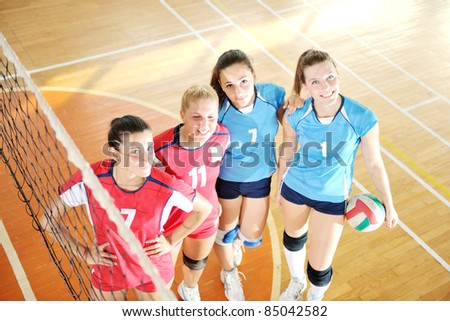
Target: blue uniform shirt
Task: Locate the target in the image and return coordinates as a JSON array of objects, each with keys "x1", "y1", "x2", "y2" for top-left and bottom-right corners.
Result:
[
  {"x1": 283, "y1": 95, "x2": 378, "y2": 202},
  {"x1": 218, "y1": 82, "x2": 285, "y2": 182}
]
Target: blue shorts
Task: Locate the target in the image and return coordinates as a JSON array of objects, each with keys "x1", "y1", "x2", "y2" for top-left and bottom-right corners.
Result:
[
  {"x1": 281, "y1": 183, "x2": 345, "y2": 215},
  {"x1": 216, "y1": 177, "x2": 271, "y2": 199}
]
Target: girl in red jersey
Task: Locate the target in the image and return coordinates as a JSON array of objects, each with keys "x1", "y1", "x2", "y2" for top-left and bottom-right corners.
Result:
[
  {"x1": 154, "y1": 84, "x2": 230, "y2": 301},
  {"x1": 40, "y1": 115, "x2": 212, "y2": 300}
]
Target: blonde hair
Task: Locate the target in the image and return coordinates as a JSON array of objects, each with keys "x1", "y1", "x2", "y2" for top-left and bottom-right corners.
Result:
[{"x1": 181, "y1": 84, "x2": 219, "y2": 112}]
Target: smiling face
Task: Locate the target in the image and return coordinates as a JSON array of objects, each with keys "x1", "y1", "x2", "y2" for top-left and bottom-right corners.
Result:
[
  {"x1": 219, "y1": 62, "x2": 256, "y2": 109},
  {"x1": 303, "y1": 60, "x2": 341, "y2": 109},
  {"x1": 180, "y1": 97, "x2": 218, "y2": 145}
]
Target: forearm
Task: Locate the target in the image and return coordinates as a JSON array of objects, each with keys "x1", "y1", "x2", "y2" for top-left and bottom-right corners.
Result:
[
  {"x1": 40, "y1": 205, "x2": 88, "y2": 260},
  {"x1": 367, "y1": 162, "x2": 395, "y2": 210},
  {"x1": 168, "y1": 210, "x2": 206, "y2": 245},
  {"x1": 54, "y1": 221, "x2": 89, "y2": 258},
  {"x1": 277, "y1": 139, "x2": 296, "y2": 188},
  {"x1": 276, "y1": 155, "x2": 290, "y2": 190}
]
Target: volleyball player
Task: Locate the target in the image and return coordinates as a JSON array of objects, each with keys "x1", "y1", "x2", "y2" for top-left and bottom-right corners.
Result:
[
  {"x1": 209, "y1": 49, "x2": 302, "y2": 301},
  {"x1": 40, "y1": 115, "x2": 212, "y2": 301},
  {"x1": 153, "y1": 84, "x2": 229, "y2": 301},
  {"x1": 276, "y1": 49, "x2": 399, "y2": 301}
]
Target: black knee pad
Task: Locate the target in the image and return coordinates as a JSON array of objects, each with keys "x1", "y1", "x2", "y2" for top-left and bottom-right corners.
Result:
[
  {"x1": 182, "y1": 252, "x2": 208, "y2": 271},
  {"x1": 307, "y1": 262, "x2": 333, "y2": 286},
  {"x1": 283, "y1": 231, "x2": 308, "y2": 251}
]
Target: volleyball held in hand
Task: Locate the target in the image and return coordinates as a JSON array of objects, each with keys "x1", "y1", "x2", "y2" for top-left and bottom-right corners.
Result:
[{"x1": 345, "y1": 194, "x2": 386, "y2": 232}]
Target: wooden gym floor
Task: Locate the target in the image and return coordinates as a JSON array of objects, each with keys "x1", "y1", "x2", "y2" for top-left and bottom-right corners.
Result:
[{"x1": 0, "y1": 0, "x2": 449, "y2": 301}]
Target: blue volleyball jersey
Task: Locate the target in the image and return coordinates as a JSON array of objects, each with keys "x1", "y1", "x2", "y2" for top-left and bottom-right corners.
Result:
[
  {"x1": 218, "y1": 82, "x2": 285, "y2": 182},
  {"x1": 283, "y1": 95, "x2": 377, "y2": 202}
]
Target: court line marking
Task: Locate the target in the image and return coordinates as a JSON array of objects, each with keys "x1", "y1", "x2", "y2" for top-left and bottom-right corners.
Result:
[
  {"x1": 276, "y1": 1, "x2": 450, "y2": 106},
  {"x1": 160, "y1": 1, "x2": 220, "y2": 56},
  {"x1": 380, "y1": 139, "x2": 450, "y2": 203},
  {"x1": 257, "y1": 0, "x2": 449, "y2": 148},
  {"x1": 203, "y1": 0, "x2": 450, "y2": 277},
  {"x1": 404, "y1": 96, "x2": 441, "y2": 112},
  {"x1": 302, "y1": 0, "x2": 450, "y2": 105},
  {"x1": 41, "y1": 86, "x2": 181, "y2": 120},
  {"x1": 0, "y1": 219, "x2": 36, "y2": 300},
  {"x1": 28, "y1": 23, "x2": 231, "y2": 75},
  {"x1": 352, "y1": 180, "x2": 450, "y2": 273},
  {"x1": 205, "y1": 0, "x2": 294, "y2": 76},
  {"x1": 267, "y1": 210, "x2": 281, "y2": 300}
]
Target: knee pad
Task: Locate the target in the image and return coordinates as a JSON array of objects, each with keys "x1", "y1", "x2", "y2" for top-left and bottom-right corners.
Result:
[
  {"x1": 307, "y1": 262, "x2": 333, "y2": 287},
  {"x1": 182, "y1": 252, "x2": 208, "y2": 271},
  {"x1": 283, "y1": 231, "x2": 308, "y2": 251},
  {"x1": 238, "y1": 230, "x2": 262, "y2": 248},
  {"x1": 215, "y1": 226, "x2": 239, "y2": 246}
]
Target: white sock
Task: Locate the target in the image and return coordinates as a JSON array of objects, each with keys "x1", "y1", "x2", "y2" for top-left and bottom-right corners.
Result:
[
  {"x1": 309, "y1": 282, "x2": 330, "y2": 298},
  {"x1": 283, "y1": 246, "x2": 306, "y2": 281}
]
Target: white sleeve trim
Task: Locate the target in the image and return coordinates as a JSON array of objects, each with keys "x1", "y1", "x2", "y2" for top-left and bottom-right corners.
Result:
[
  {"x1": 60, "y1": 182, "x2": 88, "y2": 207},
  {"x1": 159, "y1": 191, "x2": 194, "y2": 232}
]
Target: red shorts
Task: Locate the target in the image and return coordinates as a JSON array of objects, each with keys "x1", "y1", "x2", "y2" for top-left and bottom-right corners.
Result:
[{"x1": 90, "y1": 252, "x2": 174, "y2": 292}]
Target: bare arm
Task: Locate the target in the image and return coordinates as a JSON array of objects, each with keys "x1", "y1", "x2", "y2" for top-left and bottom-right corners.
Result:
[
  {"x1": 167, "y1": 192, "x2": 212, "y2": 245},
  {"x1": 39, "y1": 198, "x2": 115, "y2": 265},
  {"x1": 281, "y1": 83, "x2": 304, "y2": 116},
  {"x1": 276, "y1": 113, "x2": 299, "y2": 206},
  {"x1": 39, "y1": 198, "x2": 85, "y2": 256},
  {"x1": 280, "y1": 94, "x2": 305, "y2": 119},
  {"x1": 145, "y1": 192, "x2": 213, "y2": 257},
  {"x1": 360, "y1": 124, "x2": 399, "y2": 229}
]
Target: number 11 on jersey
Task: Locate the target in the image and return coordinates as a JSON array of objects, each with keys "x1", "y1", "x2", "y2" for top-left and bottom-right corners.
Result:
[{"x1": 188, "y1": 165, "x2": 207, "y2": 188}]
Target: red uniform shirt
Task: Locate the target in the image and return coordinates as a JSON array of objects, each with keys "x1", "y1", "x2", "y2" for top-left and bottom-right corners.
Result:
[
  {"x1": 154, "y1": 123, "x2": 229, "y2": 238},
  {"x1": 59, "y1": 159, "x2": 195, "y2": 291}
]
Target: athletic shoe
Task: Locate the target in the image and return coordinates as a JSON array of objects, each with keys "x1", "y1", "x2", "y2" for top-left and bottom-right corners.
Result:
[
  {"x1": 220, "y1": 268, "x2": 245, "y2": 301},
  {"x1": 279, "y1": 277, "x2": 306, "y2": 301},
  {"x1": 306, "y1": 289, "x2": 324, "y2": 301},
  {"x1": 178, "y1": 281, "x2": 201, "y2": 301},
  {"x1": 232, "y1": 238, "x2": 244, "y2": 266}
]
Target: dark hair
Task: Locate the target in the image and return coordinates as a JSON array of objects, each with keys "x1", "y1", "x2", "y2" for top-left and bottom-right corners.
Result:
[
  {"x1": 108, "y1": 115, "x2": 151, "y2": 151},
  {"x1": 210, "y1": 49, "x2": 254, "y2": 106},
  {"x1": 293, "y1": 49, "x2": 337, "y2": 96}
]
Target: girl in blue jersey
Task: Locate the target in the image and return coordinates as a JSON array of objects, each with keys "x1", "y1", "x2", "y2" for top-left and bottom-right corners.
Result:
[
  {"x1": 276, "y1": 49, "x2": 399, "y2": 301},
  {"x1": 210, "y1": 49, "x2": 300, "y2": 301}
]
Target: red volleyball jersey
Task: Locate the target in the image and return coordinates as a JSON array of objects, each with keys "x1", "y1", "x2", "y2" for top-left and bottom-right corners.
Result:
[
  {"x1": 58, "y1": 159, "x2": 196, "y2": 288},
  {"x1": 154, "y1": 123, "x2": 229, "y2": 238}
]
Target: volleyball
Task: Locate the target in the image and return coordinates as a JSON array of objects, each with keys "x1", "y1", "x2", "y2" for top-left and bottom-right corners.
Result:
[{"x1": 345, "y1": 194, "x2": 386, "y2": 232}]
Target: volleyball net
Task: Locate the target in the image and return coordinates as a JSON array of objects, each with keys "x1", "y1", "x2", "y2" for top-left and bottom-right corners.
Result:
[{"x1": 0, "y1": 33, "x2": 174, "y2": 301}]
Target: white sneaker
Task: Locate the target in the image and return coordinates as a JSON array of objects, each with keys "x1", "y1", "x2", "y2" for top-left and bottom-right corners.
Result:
[
  {"x1": 232, "y1": 238, "x2": 244, "y2": 266},
  {"x1": 279, "y1": 278, "x2": 306, "y2": 301},
  {"x1": 220, "y1": 268, "x2": 245, "y2": 301},
  {"x1": 306, "y1": 289, "x2": 324, "y2": 301},
  {"x1": 178, "y1": 281, "x2": 201, "y2": 301}
]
